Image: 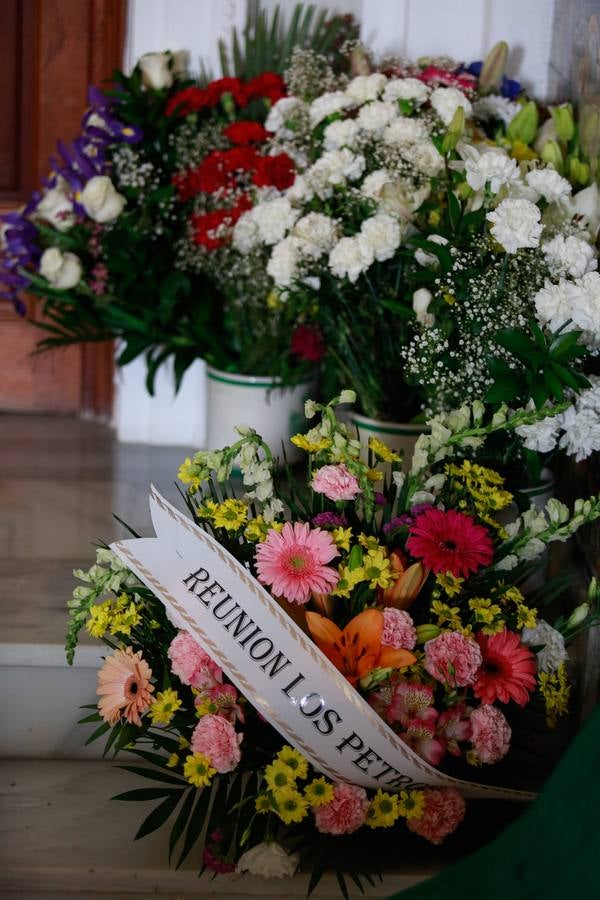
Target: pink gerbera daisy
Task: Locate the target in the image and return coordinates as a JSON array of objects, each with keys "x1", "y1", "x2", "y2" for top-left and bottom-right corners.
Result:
[
  {"x1": 255, "y1": 521, "x2": 339, "y2": 604},
  {"x1": 97, "y1": 646, "x2": 154, "y2": 726},
  {"x1": 406, "y1": 508, "x2": 494, "y2": 578},
  {"x1": 473, "y1": 630, "x2": 537, "y2": 707}
]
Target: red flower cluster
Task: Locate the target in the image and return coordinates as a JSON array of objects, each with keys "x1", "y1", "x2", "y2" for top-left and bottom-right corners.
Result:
[
  {"x1": 166, "y1": 72, "x2": 285, "y2": 117},
  {"x1": 418, "y1": 65, "x2": 477, "y2": 91},
  {"x1": 252, "y1": 154, "x2": 295, "y2": 190},
  {"x1": 223, "y1": 120, "x2": 268, "y2": 145},
  {"x1": 192, "y1": 195, "x2": 252, "y2": 250},
  {"x1": 291, "y1": 325, "x2": 326, "y2": 362},
  {"x1": 175, "y1": 147, "x2": 295, "y2": 202}
]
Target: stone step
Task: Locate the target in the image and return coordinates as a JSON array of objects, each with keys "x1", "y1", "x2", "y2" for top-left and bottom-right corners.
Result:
[{"x1": 0, "y1": 760, "x2": 433, "y2": 898}]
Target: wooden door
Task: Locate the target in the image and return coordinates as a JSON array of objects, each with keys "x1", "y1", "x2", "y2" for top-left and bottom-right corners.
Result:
[{"x1": 0, "y1": 0, "x2": 126, "y2": 415}]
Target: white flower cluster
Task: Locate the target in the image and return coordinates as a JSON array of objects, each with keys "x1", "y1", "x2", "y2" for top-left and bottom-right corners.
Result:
[
  {"x1": 516, "y1": 377, "x2": 600, "y2": 461},
  {"x1": 521, "y1": 620, "x2": 568, "y2": 673},
  {"x1": 534, "y1": 271, "x2": 600, "y2": 352}
]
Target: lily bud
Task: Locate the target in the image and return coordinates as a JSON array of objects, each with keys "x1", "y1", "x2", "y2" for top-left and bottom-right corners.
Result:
[
  {"x1": 566, "y1": 602, "x2": 589, "y2": 630},
  {"x1": 541, "y1": 139, "x2": 565, "y2": 173},
  {"x1": 358, "y1": 667, "x2": 394, "y2": 691},
  {"x1": 382, "y1": 555, "x2": 428, "y2": 610},
  {"x1": 568, "y1": 156, "x2": 590, "y2": 185},
  {"x1": 442, "y1": 106, "x2": 465, "y2": 153},
  {"x1": 350, "y1": 46, "x2": 371, "y2": 76},
  {"x1": 310, "y1": 592, "x2": 335, "y2": 619},
  {"x1": 479, "y1": 41, "x2": 509, "y2": 92},
  {"x1": 551, "y1": 103, "x2": 575, "y2": 143},
  {"x1": 580, "y1": 102, "x2": 600, "y2": 163},
  {"x1": 415, "y1": 623, "x2": 441, "y2": 644},
  {"x1": 507, "y1": 101, "x2": 539, "y2": 145}
]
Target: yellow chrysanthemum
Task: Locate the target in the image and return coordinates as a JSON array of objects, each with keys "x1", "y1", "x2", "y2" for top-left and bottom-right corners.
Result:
[
  {"x1": 331, "y1": 564, "x2": 365, "y2": 598},
  {"x1": 363, "y1": 549, "x2": 395, "y2": 589},
  {"x1": 366, "y1": 468, "x2": 384, "y2": 482},
  {"x1": 398, "y1": 789, "x2": 425, "y2": 820},
  {"x1": 277, "y1": 746, "x2": 308, "y2": 780},
  {"x1": 274, "y1": 788, "x2": 309, "y2": 824},
  {"x1": 332, "y1": 527, "x2": 352, "y2": 551},
  {"x1": 264, "y1": 760, "x2": 296, "y2": 793},
  {"x1": 255, "y1": 792, "x2": 275, "y2": 813},
  {"x1": 290, "y1": 434, "x2": 332, "y2": 453},
  {"x1": 178, "y1": 735, "x2": 190, "y2": 750},
  {"x1": 468, "y1": 598, "x2": 504, "y2": 634},
  {"x1": 516, "y1": 604, "x2": 538, "y2": 630},
  {"x1": 178, "y1": 457, "x2": 202, "y2": 491},
  {"x1": 149, "y1": 688, "x2": 182, "y2": 726},
  {"x1": 166, "y1": 753, "x2": 179, "y2": 768},
  {"x1": 304, "y1": 777, "x2": 334, "y2": 807},
  {"x1": 86, "y1": 601, "x2": 112, "y2": 638},
  {"x1": 110, "y1": 601, "x2": 141, "y2": 636},
  {"x1": 431, "y1": 599, "x2": 462, "y2": 630},
  {"x1": 366, "y1": 790, "x2": 400, "y2": 828},
  {"x1": 211, "y1": 499, "x2": 248, "y2": 531},
  {"x1": 358, "y1": 533, "x2": 383, "y2": 552},
  {"x1": 183, "y1": 752, "x2": 216, "y2": 788},
  {"x1": 368, "y1": 437, "x2": 401, "y2": 463},
  {"x1": 243, "y1": 515, "x2": 282, "y2": 542},
  {"x1": 435, "y1": 572, "x2": 465, "y2": 597}
]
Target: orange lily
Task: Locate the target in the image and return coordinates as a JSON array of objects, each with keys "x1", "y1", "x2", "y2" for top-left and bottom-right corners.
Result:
[
  {"x1": 381, "y1": 550, "x2": 428, "y2": 610},
  {"x1": 305, "y1": 608, "x2": 416, "y2": 686}
]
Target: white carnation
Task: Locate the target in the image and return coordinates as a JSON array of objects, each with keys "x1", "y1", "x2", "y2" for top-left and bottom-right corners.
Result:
[
  {"x1": 383, "y1": 117, "x2": 428, "y2": 145},
  {"x1": 345, "y1": 73, "x2": 387, "y2": 104},
  {"x1": 465, "y1": 147, "x2": 520, "y2": 194},
  {"x1": 356, "y1": 101, "x2": 398, "y2": 132},
  {"x1": 309, "y1": 91, "x2": 353, "y2": 127},
  {"x1": 237, "y1": 842, "x2": 299, "y2": 878},
  {"x1": 521, "y1": 620, "x2": 568, "y2": 673},
  {"x1": 415, "y1": 234, "x2": 448, "y2": 268},
  {"x1": 359, "y1": 213, "x2": 402, "y2": 261},
  {"x1": 360, "y1": 169, "x2": 392, "y2": 199},
  {"x1": 292, "y1": 212, "x2": 339, "y2": 257},
  {"x1": 232, "y1": 210, "x2": 260, "y2": 253},
  {"x1": 473, "y1": 94, "x2": 520, "y2": 125},
  {"x1": 542, "y1": 234, "x2": 597, "y2": 279},
  {"x1": 410, "y1": 141, "x2": 444, "y2": 176},
  {"x1": 323, "y1": 118, "x2": 359, "y2": 150},
  {"x1": 267, "y1": 236, "x2": 303, "y2": 287},
  {"x1": 329, "y1": 235, "x2": 374, "y2": 282},
  {"x1": 556, "y1": 378, "x2": 600, "y2": 461},
  {"x1": 307, "y1": 148, "x2": 365, "y2": 198},
  {"x1": 265, "y1": 96, "x2": 305, "y2": 137},
  {"x1": 430, "y1": 86, "x2": 472, "y2": 125},
  {"x1": 252, "y1": 198, "x2": 299, "y2": 245},
  {"x1": 526, "y1": 168, "x2": 572, "y2": 204},
  {"x1": 563, "y1": 272, "x2": 600, "y2": 349},
  {"x1": 383, "y1": 77, "x2": 430, "y2": 105},
  {"x1": 286, "y1": 174, "x2": 313, "y2": 204},
  {"x1": 487, "y1": 199, "x2": 543, "y2": 253}
]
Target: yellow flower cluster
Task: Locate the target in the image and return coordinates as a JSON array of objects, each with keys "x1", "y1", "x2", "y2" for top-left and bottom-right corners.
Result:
[
  {"x1": 184, "y1": 752, "x2": 216, "y2": 788},
  {"x1": 198, "y1": 499, "x2": 248, "y2": 531},
  {"x1": 446, "y1": 461, "x2": 513, "y2": 532},
  {"x1": 539, "y1": 663, "x2": 571, "y2": 727},
  {"x1": 148, "y1": 688, "x2": 182, "y2": 726},
  {"x1": 468, "y1": 597, "x2": 505, "y2": 634},
  {"x1": 244, "y1": 515, "x2": 283, "y2": 542},
  {"x1": 435, "y1": 572, "x2": 464, "y2": 597},
  {"x1": 501, "y1": 586, "x2": 537, "y2": 630},
  {"x1": 366, "y1": 789, "x2": 426, "y2": 827},
  {"x1": 256, "y1": 746, "x2": 317, "y2": 825},
  {"x1": 431, "y1": 599, "x2": 462, "y2": 630},
  {"x1": 368, "y1": 437, "x2": 401, "y2": 463},
  {"x1": 331, "y1": 540, "x2": 396, "y2": 597},
  {"x1": 178, "y1": 457, "x2": 202, "y2": 492},
  {"x1": 86, "y1": 593, "x2": 141, "y2": 639},
  {"x1": 290, "y1": 433, "x2": 332, "y2": 453}
]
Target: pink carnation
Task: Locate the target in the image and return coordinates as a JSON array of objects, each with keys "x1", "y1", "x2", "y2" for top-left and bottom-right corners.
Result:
[
  {"x1": 407, "y1": 788, "x2": 466, "y2": 845},
  {"x1": 469, "y1": 704, "x2": 511, "y2": 764},
  {"x1": 313, "y1": 782, "x2": 369, "y2": 835},
  {"x1": 382, "y1": 608, "x2": 417, "y2": 650},
  {"x1": 424, "y1": 631, "x2": 482, "y2": 688},
  {"x1": 312, "y1": 464, "x2": 362, "y2": 502},
  {"x1": 191, "y1": 713, "x2": 242, "y2": 773},
  {"x1": 168, "y1": 631, "x2": 222, "y2": 690}
]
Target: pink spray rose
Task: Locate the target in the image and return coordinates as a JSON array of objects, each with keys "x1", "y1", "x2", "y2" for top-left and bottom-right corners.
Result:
[
  {"x1": 191, "y1": 713, "x2": 242, "y2": 773},
  {"x1": 168, "y1": 631, "x2": 222, "y2": 690},
  {"x1": 313, "y1": 782, "x2": 369, "y2": 835},
  {"x1": 424, "y1": 631, "x2": 482, "y2": 687},
  {"x1": 312, "y1": 464, "x2": 362, "y2": 502},
  {"x1": 469, "y1": 704, "x2": 511, "y2": 764},
  {"x1": 407, "y1": 787, "x2": 466, "y2": 845}
]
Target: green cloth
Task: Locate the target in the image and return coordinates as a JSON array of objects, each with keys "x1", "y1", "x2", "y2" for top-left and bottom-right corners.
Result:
[{"x1": 389, "y1": 706, "x2": 600, "y2": 898}]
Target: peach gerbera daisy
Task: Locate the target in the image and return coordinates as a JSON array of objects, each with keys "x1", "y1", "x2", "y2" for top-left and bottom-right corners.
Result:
[
  {"x1": 255, "y1": 521, "x2": 339, "y2": 604},
  {"x1": 97, "y1": 646, "x2": 154, "y2": 726}
]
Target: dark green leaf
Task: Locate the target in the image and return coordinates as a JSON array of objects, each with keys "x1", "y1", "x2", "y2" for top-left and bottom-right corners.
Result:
[
  {"x1": 112, "y1": 787, "x2": 180, "y2": 802},
  {"x1": 135, "y1": 790, "x2": 183, "y2": 840},
  {"x1": 118, "y1": 765, "x2": 187, "y2": 786},
  {"x1": 169, "y1": 788, "x2": 196, "y2": 860},
  {"x1": 176, "y1": 788, "x2": 211, "y2": 868},
  {"x1": 84, "y1": 721, "x2": 111, "y2": 745}
]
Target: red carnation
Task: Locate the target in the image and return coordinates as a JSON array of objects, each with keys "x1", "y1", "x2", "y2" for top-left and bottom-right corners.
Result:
[
  {"x1": 291, "y1": 325, "x2": 326, "y2": 362},
  {"x1": 205, "y1": 77, "x2": 248, "y2": 107},
  {"x1": 166, "y1": 86, "x2": 210, "y2": 117},
  {"x1": 192, "y1": 195, "x2": 252, "y2": 250},
  {"x1": 406, "y1": 508, "x2": 494, "y2": 578},
  {"x1": 473, "y1": 631, "x2": 537, "y2": 707},
  {"x1": 246, "y1": 71, "x2": 286, "y2": 104},
  {"x1": 252, "y1": 153, "x2": 295, "y2": 190},
  {"x1": 222, "y1": 146, "x2": 260, "y2": 174},
  {"x1": 224, "y1": 120, "x2": 268, "y2": 145}
]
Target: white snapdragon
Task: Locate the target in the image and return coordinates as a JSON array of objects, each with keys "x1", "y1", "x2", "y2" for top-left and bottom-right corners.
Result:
[
  {"x1": 232, "y1": 211, "x2": 260, "y2": 254},
  {"x1": 414, "y1": 234, "x2": 448, "y2": 268},
  {"x1": 265, "y1": 96, "x2": 305, "y2": 137},
  {"x1": 359, "y1": 214, "x2": 402, "y2": 261},
  {"x1": 526, "y1": 168, "x2": 572, "y2": 204},
  {"x1": 413, "y1": 287, "x2": 434, "y2": 326},
  {"x1": 383, "y1": 117, "x2": 428, "y2": 145},
  {"x1": 383, "y1": 77, "x2": 430, "y2": 105},
  {"x1": 430, "y1": 86, "x2": 472, "y2": 125},
  {"x1": 542, "y1": 234, "x2": 597, "y2": 279},
  {"x1": 292, "y1": 212, "x2": 339, "y2": 258},
  {"x1": 267, "y1": 236, "x2": 303, "y2": 287},
  {"x1": 309, "y1": 91, "x2": 353, "y2": 127},
  {"x1": 80, "y1": 176, "x2": 126, "y2": 223},
  {"x1": 252, "y1": 198, "x2": 299, "y2": 245},
  {"x1": 464, "y1": 147, "x2": 520, "y2": 194},
  {"x1": 39, "y1": 247, "x2": 82, "y2": 289},
  {"x1": 329, "y1": 235, "x2": 374, "y2": 283},
  {"x1": 356, "y1": 101, "x2": 398, "y2": 132},
  {"x1": 323, "y1": 118, "x2": 360, "y2": 150},
  {"x1": 410, "y1": 141, "x2": 444, "y2": 177},
  {"x1": 516, "y1": 414, "x2": 561, "y2": 453},
  {"x1": 487, "y1": 199, "x2": 543, "y2": 253},
  {"x1": 473, "y1": 94, "x2": 520, "y2": 125},
  {"x1": 360, "y1": 169, "x2": 392, "y2": 199},
  {"x1": 36, "y1": 178, "x2": 75, "y2": 232},
  {"x1": 237, "y1": 842, "x2": 299, "y2": 878},
  {"x1": 521, "y1": 620, "x2": 568, "y2": 673},
  {"x1": 345, "y1": 73, "x2": 387, "y2": 104}
]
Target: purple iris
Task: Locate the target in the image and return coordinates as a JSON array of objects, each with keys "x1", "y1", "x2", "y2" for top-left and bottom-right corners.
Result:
[{"x1": 464, "y1": 60, "x2": 522, "y2": 100}]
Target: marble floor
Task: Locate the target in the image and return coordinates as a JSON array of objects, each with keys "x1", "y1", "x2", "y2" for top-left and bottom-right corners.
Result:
[{"x1": 0, "y1": 414, "x2": 191, "y2": 646}]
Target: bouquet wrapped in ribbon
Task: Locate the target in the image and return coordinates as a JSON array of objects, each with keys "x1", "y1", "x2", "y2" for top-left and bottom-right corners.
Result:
[{"x1": 67, "y1": 391, "x2": 599, "y2": 892}]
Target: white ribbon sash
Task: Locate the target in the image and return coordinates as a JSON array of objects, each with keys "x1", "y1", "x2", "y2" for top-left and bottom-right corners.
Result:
[{"x1": 110, "y1": 488, "x2": 534, "y2": 801}]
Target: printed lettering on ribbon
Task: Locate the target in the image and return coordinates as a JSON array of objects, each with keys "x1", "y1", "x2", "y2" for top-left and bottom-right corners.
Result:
[{"x1": 110, "y1": 487, "x2": 535, "y2": 802}]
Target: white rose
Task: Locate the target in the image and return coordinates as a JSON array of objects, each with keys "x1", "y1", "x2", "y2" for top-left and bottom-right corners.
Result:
[
  {"x1": 232, "y1": 210, "x2": 260, "y2": 254},
  {"x1": 383, "y1": 77, "x2": 430, "y2": 105},
  {"x1": 415, "y1": 234, "x2": 448, "y2": 268},
  {"x1": 410, "y1": 140, "x2": 444, "y2": 176},
  {"x1": 542, "y1": 234, "x2": 597, "y2": 279},
  {"x1": 360, "y1": 169, "x2": 392, "y2": 199},
  {"x1": 526, "y1": 168, "x2": 572, "y2": 204},
  {"x1": 309, "y1": 91, "x2": 353, "y2": 127},
  {"x1": 413, "y1": 287, "x2": 434, "y2": 326},
  {"x1": 383, "y1": 117, "x2": 428, "y2": 145},
  {"x1": 359, "y1": 214, "x2": 402, "y2": 261},
  {"x1": 252, "y1": 197, "x2": 299, "y2": 245},
  {"x1": 236, "y1": 842, "x2": 299, "y2": 878},
  {"x1": 465, "y1": 147, "x2": 520, "y2": 194},
  {"x1": 486, "y1": 198, "x2": 543, "y2": 253},
  {"x1": 267, "y1": 236, "x2": 303, "y2": 287},
  {"x1": 36, "y1": 179, "x2": 75, "y2": 232},
  {"x1": 39, "y1": 247, "x2": 82, "y2": 289},
  {"x1": 356, "y1": 101, "x2": 398, "y2": 132},
  {"x1": 80, "y1": 176, "x2": 126, "y2": 223},
  {"x1": 345, "y1": 73, "x2": 387, "y2": 104},
  {"x1": 323, "y1": 118, "x2": 359, "y2": 150},
  {"x1": 329, "y1": 235, "x2": 374, "y2": 282},
  {"x1": 292, "y1": 212, "x2": 339, "y2": 257},
  {"x1": 138, "y1": 50, "x2": 188, "y2": 90},
  {"x1": 430, "y1": 86, "x2": 472, "y2": 125}
]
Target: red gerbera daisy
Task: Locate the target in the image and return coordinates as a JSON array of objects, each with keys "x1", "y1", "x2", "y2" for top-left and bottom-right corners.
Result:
[
  {"x1": 473, "y1": 630, "x2": 537, "y2": 707},
  {"x1": 406, "y1": 508, "x2": 493, "y2": 578}
]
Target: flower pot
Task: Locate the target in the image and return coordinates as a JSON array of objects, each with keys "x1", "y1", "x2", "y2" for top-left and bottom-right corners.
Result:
[
  {"x1": 206, "y1": 366, "x2": 314, "y2": 465},
  {"x1": 348, "y1": 412, "x2": 428, "y2": 469}
]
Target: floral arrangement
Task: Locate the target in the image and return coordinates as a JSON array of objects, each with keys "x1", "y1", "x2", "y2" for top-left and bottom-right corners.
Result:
[{"x1": 67, "y1": 391, "x2": 600, "y2": 893}]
